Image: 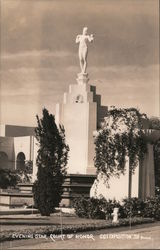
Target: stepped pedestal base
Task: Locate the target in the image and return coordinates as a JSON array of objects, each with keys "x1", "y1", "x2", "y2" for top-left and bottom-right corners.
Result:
[
  {"x1": 0, "y1": 175, "x2": 96, "y2": 209},
  {"x1": 76, "y1": 73, "x2": 89, "y2": 85}
]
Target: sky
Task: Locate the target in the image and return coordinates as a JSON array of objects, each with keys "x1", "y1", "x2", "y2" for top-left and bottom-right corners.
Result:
[{"x1": 0, "y1": 0, "x2": 159, "y2": 126}]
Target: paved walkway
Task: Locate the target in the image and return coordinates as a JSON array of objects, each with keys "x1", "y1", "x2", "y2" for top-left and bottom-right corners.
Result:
[{"x1": 1, "y1": 222, "x2": 160, "y2": 249}]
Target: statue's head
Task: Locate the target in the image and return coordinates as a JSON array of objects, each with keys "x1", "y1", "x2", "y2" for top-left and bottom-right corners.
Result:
[{"x1": 83, "y1": 27, "x2": 88, "y2": 35}]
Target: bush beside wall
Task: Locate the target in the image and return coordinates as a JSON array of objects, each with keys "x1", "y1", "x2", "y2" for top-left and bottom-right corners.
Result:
[{"x1": 73, "y1": 196, "x2": 160, "y2": 220}]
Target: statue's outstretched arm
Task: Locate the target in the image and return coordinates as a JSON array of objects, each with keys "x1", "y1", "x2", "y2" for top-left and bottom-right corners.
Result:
[
  {"x1": 75, "y1": 35, "x2": 80, "y2": 43},
  {"x1": 88, "y1": 34, "x2": 94, "y2": 42}
]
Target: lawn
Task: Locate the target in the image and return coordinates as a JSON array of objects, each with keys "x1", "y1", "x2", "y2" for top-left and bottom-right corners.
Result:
[{"x1": 0, "y1": 211, "x2": 155, "y2": 243}]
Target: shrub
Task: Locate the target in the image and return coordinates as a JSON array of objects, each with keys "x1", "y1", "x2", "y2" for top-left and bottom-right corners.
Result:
[
  {"x1": 155, "y1": 186, "x2": 160, "y2": 196},
  {"x1": 16, "y1": 160, "x2": 33, "y2": 184},
  {"x1": 73, "y1": 197, "x2": 105, "y2": 219},
  {"x1": 121, "y1": 196, "x2": 160, "y2": 220},
  {"x1": 98, "y1": 197, "x2": 123, "y2": 219},
  {"x1": 122, "y1": 197, "x2": 145, "y2": 218},
  {"x1": 73, "y1": 197, "x2": 124, "y2": 220},
  {"x1": 74, "y1": 196, "x2": 160, "y2": 221},
  {"x1": 143, "y1": 196, "x2": 160, "y2": 220},
  {"x1": 88, "y1": 198, "x2": 106, "y2": 219},
  {"x1": 0, "y1": 169, "x2": 18, "y2": 189},
  {"x1": 73, "y1": 197, "x2": 89, "y2": 218}
]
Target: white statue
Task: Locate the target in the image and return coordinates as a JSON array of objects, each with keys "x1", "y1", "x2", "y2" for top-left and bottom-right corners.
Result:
[
  {"x1": 76, "y1": 27, "x2": 94, "y2": 74},
  {"x1": 112, "y1": 208, "x2": 119, "y2": 224}
]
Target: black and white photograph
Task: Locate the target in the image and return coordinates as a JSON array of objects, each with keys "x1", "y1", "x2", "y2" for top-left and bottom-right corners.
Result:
[{"x1": 0, "y1": 0, "x2": 160, "y2": 249}]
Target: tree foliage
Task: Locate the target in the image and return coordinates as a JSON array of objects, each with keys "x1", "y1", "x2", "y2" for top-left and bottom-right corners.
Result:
[
  {"x1": 16, "y1": 160, "x2": 33, "y2": 183},
  {"x1": 0, "y1": 169, "x2": 18, "y2": 189},
  {"x1": 33, "y1": 108, "x2": 69, "y2": 216},
  {"x1": 94, "y1": 107, "x2": 147, "y2": 182},
  {"x1": 0, "y1": 161, "x2": 33, "y2": 189}
]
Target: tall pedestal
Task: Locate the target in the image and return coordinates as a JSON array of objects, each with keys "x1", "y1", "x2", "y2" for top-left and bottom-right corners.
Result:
[{"x1": 56, "y1": 73, "x2": 97, "y2": 175}]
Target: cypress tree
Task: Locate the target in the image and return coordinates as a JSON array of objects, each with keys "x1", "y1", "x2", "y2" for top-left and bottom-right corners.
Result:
[{"x1": 33, "y1": 108, "x2": 69, "y2": 216}]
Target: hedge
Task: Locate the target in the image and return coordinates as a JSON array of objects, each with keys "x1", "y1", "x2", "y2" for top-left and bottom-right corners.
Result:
[{"x1": 73, "y1": 196, "x2": 160, "y2": 220}]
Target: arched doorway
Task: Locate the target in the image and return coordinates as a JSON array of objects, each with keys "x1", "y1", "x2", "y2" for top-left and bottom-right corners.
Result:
[
  {"x1": 16, "y1": 152, "x2": 26, "y2": 170},
  {"x1": 0, "y1": 152, "x2": 9, "y2": 169}
]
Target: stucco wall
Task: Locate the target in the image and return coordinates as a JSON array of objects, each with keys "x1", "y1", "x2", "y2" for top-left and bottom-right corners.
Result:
[
  {"x1": 0, "y1": 137, "x2": 15, "y2": 170},
  {"x1": 0, "y1": 124, "x2": 35, "y2": 137}
]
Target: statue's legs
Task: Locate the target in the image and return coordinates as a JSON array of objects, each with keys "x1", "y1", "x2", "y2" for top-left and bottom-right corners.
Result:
[
  {"x1": 82, "y1": 48, "x2": 88, "y2": 74},
  {"x1": 79, "y1": 50, "x2": 84, "y2": 73},
  {"x1": 80, "y1": 59, "x2": 83, "y2": 73},
  {"x1": 83, "y1": 61, "x2": 87, "y2": 73},
  {"x1": 79, "y1": 47, "x2": 88, "y2": 74}
]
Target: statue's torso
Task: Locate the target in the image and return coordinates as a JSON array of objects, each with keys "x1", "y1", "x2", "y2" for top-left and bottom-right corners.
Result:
[{"x1": 79, "y1": 35, "x2": 88, "y2": 48}]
